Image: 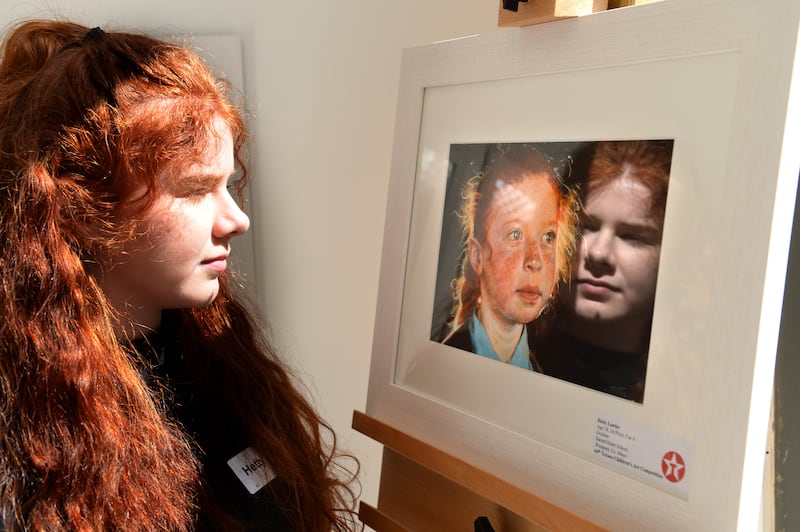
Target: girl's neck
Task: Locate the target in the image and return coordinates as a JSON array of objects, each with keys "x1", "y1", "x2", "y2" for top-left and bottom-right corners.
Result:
[
  {"x1": 114, "y1": 315, "x2": 161, "y2": 342},
  {"x1": 89, "y1": 268, "x2": 162, "y2": 340},
  {"x1": 477, "y1": 307, "x2": 524, "y2": 362}
]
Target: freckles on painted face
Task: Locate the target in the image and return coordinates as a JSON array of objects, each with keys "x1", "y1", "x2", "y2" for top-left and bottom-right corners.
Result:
[
  {"x1": 97, "y1": 119, "x2": 250, "y2": 331},
  {"x1": 472, "y1": 172, "x2": 560, "y2": 327},
  {"x1": 568, "y1": 175, "x2": 662, "y2": 324}
]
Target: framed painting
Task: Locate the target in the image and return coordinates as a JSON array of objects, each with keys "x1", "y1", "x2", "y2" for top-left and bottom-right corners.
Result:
[{"x1": 365, "y1": 0, "x2": 800, "y2": 529}]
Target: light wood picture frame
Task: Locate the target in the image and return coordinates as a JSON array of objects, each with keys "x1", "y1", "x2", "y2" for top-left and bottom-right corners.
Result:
[{"x1": 365, "y1": 1, "x2": 800, "y2": 530}]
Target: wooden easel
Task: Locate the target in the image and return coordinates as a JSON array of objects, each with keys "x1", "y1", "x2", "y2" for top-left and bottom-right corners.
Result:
[{"x1": 352, "y1": 411, "x2": 606, "y2": 531}]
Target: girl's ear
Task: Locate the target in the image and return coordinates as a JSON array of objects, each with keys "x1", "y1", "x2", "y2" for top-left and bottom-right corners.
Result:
[{"x1": 468, "y1": 236, "x2": 482, "y2": 275}]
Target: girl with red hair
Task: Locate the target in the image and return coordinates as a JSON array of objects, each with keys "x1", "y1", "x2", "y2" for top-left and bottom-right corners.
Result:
[{"x1": 0, "y1": 20, "x2": 358, "y2": 530}]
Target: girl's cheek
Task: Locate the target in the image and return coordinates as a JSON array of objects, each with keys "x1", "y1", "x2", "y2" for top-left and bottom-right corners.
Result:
[
  {"x1": 500, "y1": 250, "x2": 521, "y2": 276},
  {"x1": 543, "y1": 249, "x2": 556, "y2": 270},
  {"x1": 542, "y1": 251, "x2": 557, "y2": 283}
]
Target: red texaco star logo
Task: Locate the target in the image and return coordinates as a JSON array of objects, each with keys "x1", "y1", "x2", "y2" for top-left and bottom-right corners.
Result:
[{"x1": 661, "y1": 451, "x2": 686, "y2": 483}]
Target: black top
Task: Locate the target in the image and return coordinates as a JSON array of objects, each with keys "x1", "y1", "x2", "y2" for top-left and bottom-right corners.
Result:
[
  {"x1": 131, "y1": 331, "x2": 294, "y2": 531},
  {"x1": 533, "y1": 325, "x2": 647, "y2": 403},
  {"x1": 442, "y1": 324, "x2": 474, "y2": 352}
]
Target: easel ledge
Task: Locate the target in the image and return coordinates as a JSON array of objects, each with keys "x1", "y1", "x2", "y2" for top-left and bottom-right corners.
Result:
[{"x1": 352, "y1": 410, "x2": 606, "y2": 531}]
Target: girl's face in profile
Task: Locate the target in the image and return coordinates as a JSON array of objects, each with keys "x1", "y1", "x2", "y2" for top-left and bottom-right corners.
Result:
[
  {"x1": 96, "y1": 117, "x2": 250, "y2": 331},
  {"x1": 568, "y1": 175, "x2": 661, "y2": 325},
  {"x1": 470, "y1": 171, "x2": 559, "y2": 328}
]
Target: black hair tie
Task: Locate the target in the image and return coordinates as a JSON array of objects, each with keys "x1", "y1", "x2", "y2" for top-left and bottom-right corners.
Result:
[{"x1": 85, "y1": 26, "x2": 105, "y2": 42}]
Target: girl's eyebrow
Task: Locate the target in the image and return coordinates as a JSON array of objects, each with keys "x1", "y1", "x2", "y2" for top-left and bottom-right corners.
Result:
[
  {"x1": 617, "y1": 222, "x2": 660, "y2": 235},
  {"x1": 191, "y1": 170, "x2": 235, "y2": 184}
]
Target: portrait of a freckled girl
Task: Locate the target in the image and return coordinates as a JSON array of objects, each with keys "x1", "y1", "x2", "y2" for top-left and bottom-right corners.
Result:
[{"x1": 430, "y1": 142, "x2": 584, "y2": 372}]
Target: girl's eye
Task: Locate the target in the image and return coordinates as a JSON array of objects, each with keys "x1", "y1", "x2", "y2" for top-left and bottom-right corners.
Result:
[
  {"x1": 173, "y1": 180, "x2": 213, "y2": 199},
  {"x1": 579, "y1": 214, "x2": 599, "y2": 234},
  {"x1": 179, "y1": 187, "x2": 211, "y2": 202},
  {"x1": 542, "y1": 231, "x2": 556, "y2": 245},
  {"x1": 619, "y1": 231, "x2": 659, "y2": 247},
  {"x1": 509, "y1": 229, "x2": 522, "y2": 240}
]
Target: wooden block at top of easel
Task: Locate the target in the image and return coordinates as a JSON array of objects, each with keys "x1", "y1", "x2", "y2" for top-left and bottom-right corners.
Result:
[
  {"x1": 607, "y1": 0, "x2": 661, "y2": 7},
  {"x1": 498, "y1": 0, "x2": 608, "y2": 27}
]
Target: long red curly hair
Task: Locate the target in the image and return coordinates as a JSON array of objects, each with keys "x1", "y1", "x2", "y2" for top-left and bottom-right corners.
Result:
[{"x1": 0, "y1": 19, "x2": 358, "y2": 531}]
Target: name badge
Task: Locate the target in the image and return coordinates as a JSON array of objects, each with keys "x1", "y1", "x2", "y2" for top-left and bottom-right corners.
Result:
[{"x1": 226, "y1": 446, "x2": 276, "y2": 494}]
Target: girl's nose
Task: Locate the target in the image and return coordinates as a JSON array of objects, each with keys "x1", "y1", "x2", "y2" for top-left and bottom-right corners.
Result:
[
  {"x1": 585, "y1": 231, "x2": 613, "y2": 266},
  {"x1": 215, "y1": 190, "x2": 250, "y2": 238},
  {"x1": 524, "y1": 241, "x2": 542, "y2": 270}
]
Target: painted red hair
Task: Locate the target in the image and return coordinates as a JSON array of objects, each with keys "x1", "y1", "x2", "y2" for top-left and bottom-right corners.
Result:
[
  {"x1": 583, "y1": 140, "x2": 672, "y2": 228},
  {"x1": 0, "y1": 19, "x2": 358, "y2": 530}
]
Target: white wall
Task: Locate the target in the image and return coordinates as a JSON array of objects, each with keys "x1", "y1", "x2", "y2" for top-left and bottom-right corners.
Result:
[{"x1": 4, "y1": 0, "x2": 501, "y2": 509}]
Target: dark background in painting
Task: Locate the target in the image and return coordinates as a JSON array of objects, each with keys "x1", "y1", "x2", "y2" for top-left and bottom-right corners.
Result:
[{"x1": 429, "y1": 141, "x2": 593, "y2": 343}]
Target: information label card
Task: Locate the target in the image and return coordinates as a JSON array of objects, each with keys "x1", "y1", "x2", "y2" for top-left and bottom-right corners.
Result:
[{"x1": 593, "y1": 413, "x2": 692, "y2": 497}]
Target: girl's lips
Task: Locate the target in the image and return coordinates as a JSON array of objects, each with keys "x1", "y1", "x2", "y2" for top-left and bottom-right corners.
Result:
[
  {"x1": 577, "y1": 278, "x2": 617, "y2": 298},
  {"x1": 202, "y1": 256, "x2": 228, "y2": 272},
  {"x1": 517, "y1": 287, "x2": 542, "y2": 304}
]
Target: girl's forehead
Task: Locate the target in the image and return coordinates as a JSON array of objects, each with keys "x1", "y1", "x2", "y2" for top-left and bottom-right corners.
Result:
[
  {"x1": 586, "y1": 174, "x2": 651, "y2": 206},
  {"x1": 480, "y1": 173, "x2": 559, "y2": 235},
  {"x1": 584, "y1": 176, "x2": 659, "y2": 227},
  {"x1": 488, "y1": 172, "x2": 559, "y2": 207},
  {"x1": 162, "y1": 123, "x2": 235, "y2": 178}
]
